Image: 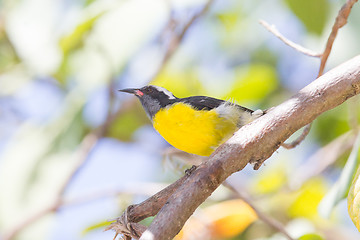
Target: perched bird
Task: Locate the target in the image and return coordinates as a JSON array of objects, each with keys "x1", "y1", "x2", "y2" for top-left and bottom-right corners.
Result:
[{"x1": 120, "y1": 85, "x2": 263, "y2": 156}]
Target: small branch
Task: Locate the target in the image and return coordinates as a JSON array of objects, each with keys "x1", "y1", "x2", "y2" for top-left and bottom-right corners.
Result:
[
  {"x1": 259, "y1": 20, "x2": 321, "y2": 57},
  {"x1": 2, "y1": 201, "x2": 61, "y2": 240},
  {"x1": 58, "y1": 133, "x2": 100, "y2": 196},
  {"x1": 153, "y1": 0, "x2": 214, "y2": 80},
  {"x1": 223, "y1": 181, "x2": 295, "y2": 240},
  {"x1": 318, "y1": 0, "x2": 359, "y2": 77},
  {"x1": 281, "y1": 123, "x2": 312, "y2": 149}
]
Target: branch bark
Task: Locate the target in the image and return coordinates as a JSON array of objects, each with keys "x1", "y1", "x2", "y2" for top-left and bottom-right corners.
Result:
[{"x1": 139, "y1": 55, "x2": 360, "y2": 240}]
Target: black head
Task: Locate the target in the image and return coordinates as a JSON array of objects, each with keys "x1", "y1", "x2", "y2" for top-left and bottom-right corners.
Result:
[{"x1": 119, "y1": 85, "x2": 177, "y2": 119}]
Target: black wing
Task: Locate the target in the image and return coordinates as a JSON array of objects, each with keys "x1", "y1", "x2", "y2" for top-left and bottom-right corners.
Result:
[
  {"x1": 178, "y1": 96, "x2": 253, "y2": 113},
  {"x1": 178, "y1": 96, "x2": 224, "y2": 110}
]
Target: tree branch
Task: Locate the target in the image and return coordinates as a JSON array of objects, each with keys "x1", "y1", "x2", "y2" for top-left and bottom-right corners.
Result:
[
  {"x1": 137, "y1": 55, "x2": 360, "y2": 240},
  {"x1": 318, "y1": 0, "x2": 358, "y2": 77},
  {"x1": 259, "y1": 20, "x2": 321, "y2": 57}
]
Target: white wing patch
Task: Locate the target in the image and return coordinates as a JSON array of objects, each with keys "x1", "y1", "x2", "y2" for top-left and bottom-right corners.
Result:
[{"x1": 152, "y1": 85, "x2": 176, "y2": 99}]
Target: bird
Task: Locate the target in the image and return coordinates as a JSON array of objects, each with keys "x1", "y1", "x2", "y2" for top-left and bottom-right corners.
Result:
[{"x1": 119, "y1": 85, "x2": 263, "y2": 156}]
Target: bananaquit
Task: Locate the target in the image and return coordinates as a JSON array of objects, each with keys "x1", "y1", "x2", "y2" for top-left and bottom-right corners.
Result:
[{"x1": 120, "y1": 85, "x2": 263, "y2": 156}]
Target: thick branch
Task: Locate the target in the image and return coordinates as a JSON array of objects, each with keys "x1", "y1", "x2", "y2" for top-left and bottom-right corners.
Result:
[{"x1": 140, "y1": 55, "x2": 360, "y2": 240}]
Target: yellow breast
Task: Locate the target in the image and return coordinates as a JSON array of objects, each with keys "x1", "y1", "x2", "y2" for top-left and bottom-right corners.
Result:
[{"x1": 152, "y1": 102, "x2": 239, "y2": 156}]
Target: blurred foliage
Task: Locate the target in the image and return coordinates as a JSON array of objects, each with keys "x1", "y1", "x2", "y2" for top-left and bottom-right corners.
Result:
[
  {"x1": 252, "y1": 166, "x2": 287, "y2": 195},
  {"x1": 284, "y1": 0, "x2": 330, "y2": 35},
  {"x1": 204, "y1": 199, "x2": 257, "y2": 239},
  {"x1": 348, "y1": 143, "x2": 360, "y2": 231},
  {"x1": 59, "y1": 14, "x2": 102, "y2": 57},
  {"x1": 176, "y1": 199, "x2": 257, "y2": 240},
  {"x1": 314, "y1": 106, "x2": 351, "y2": 144},
  {"x1": 152, "y1": 68, "x2": 206, "y2": 97},
  {"x1": 106, "y1": 105, "x2": 149, "y2": 141},
  {"x1": 0, "y1": 31, "x2": 19, "y2": 72},
  {"x1": 1, "y1": 0, "x2": 360, "y2": 239},
  {"x1": 56, "y1": 12, "x2": 104, "y2": 84},
  {"x1": 216, "y1": 11, "x2": 240, "y2": 33},
  {"x1": 82, "y1": 220, "x2": 115, "y2": 235},
  {"x1": 319, "y1": 134, "x2": 360, "y2": 218},
  {"x1": 298, "y1": 233, "x2": 324, "y2": 240},
  {"x1": 227, "y1": 63, "x2": 278, "y2": 103},
  {"x1": 288, "y1": 178, "x2": 328, "y2": 220}
]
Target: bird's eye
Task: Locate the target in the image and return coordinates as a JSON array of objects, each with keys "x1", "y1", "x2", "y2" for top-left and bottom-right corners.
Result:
[{"x1": 146, "y1": 88, "x2": 155, "y2": 94}]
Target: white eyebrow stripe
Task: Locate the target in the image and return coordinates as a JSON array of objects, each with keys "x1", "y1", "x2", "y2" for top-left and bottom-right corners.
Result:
[{"x1": 153, "y1": 86, "x2": 176, "y2": 99}]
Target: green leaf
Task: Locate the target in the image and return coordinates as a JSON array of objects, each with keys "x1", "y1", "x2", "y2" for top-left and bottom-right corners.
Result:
[
  {"x1": 284, "y1": 0, "x2": 330, "y2": 35},
  {"x1": 106, "y1": 106, "x2": 148, "y2": 141},
  {"x1": 83, "y1": 220, "x2": 115, "y2": 235},
  {"x1": 318, "y1": 133, "x2": 360, "y2": 218},
  {"x1": 55, "y1": 12, "x2": 104, "y2": 84},
  {"x1": 226, "y1": 63, "x2": 278, "y2": 103},
  {"x1": 216, "y1": 12, "x2": 239, "y2": 32},
  {"x1": 152, "y1": 68, "x2": 205, "y2": 98},
  {"x1": 314, "y1": 106, "x2": 350, "y2": 144},
  {"x1": 348, "y1": 145, "x2": 360, "y2": 231},
  {"x1": 299, "y1": 233, "x2": 324, "y2": 240},
  {"x1": 59, "y1": 14, "x2": 103, "y2": 55}
]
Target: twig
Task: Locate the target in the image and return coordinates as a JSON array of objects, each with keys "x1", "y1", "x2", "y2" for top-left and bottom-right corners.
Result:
[
  {"x1": 318, "y1": 0, "x2": 359, "y2": 77},
  {"x1": 223, "y1": 181, "x2": 295, "y2": 240},
  {"x1": 259, "y1": 20, "x2": 321, "y2": 57},
  {"x1": 2, "y1": 201, "x2": 61, "y2": 240},
  {"x1": 151, "y1": 0, "x2": 214, "y2": 81},
  {"x1": 281, "y1": 123, "x2": 312, "y2": 149}
]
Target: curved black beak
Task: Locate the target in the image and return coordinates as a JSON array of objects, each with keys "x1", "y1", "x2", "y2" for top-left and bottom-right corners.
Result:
[{"x1": 119, "y1": 88, "x2": 138, "y2": 94}]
